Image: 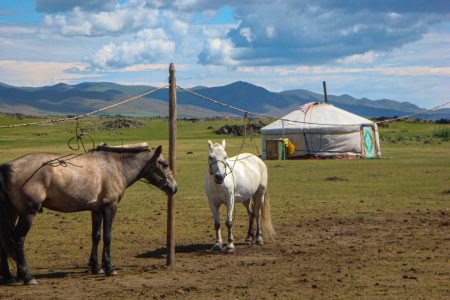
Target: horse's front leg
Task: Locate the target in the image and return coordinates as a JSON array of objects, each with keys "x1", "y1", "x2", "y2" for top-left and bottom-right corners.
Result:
[
  {"x1": 208, "y1": 201, "x2": 223, "y2": 252},
  {"x1": 88, "y1": 210, "x2": 103, "y2": 274},
  {"x1": 225, "y1": 194, "x2": 235, "y2": 252},
  {"x1": 101, "y1": 204, "x2": 117, "y2": 276}
]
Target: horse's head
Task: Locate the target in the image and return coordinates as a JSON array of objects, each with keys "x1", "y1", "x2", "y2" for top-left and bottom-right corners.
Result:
[
  {"x1": 207, "y1": 140, "x2": 230, "y2": 185},
  {"x1": 146, "y1": 146, "x2": 177, "y2": 196}
]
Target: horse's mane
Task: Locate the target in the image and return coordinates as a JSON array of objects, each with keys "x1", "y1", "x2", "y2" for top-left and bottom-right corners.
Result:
[
  {"x1": 95, "y1": 142, "x2": 150, "y2": 153},
  {"x1": 0, "y1": 163, "x2": 12, "y2": 190}
]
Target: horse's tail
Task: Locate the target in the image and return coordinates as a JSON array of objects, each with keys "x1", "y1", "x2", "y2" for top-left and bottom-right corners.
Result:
[
  {"x1": 261, "y1": 188, "x2": 275, "y2": 240},
  {"x1": 0, "y1": 164, "x2": 17, "y2": 260}
]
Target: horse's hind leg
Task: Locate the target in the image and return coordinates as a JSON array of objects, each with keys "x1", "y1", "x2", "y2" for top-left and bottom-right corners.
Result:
[
  {"x1": 254, "y1": 190, "x2": 264, "y2": 245},
  {"x1": 0, "y1": 246, "x2": 15, "y2": 284},
  {"x1": 101, "y1": 204, "x2": 117, "y2": 276},
  {"x1": 14, "y1": 213, "x2": 37, "y2": 285},
  {"x1": 89, "y1": 210, "x2": 104, "y2": 274},
  {"x1": 243, "y1": 199, "x2": 254, "y2": 245}
]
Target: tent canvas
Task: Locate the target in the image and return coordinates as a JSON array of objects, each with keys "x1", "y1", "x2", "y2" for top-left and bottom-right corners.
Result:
[{"x1": 261, "y1": 102, "x2": 381, "y2": 159}]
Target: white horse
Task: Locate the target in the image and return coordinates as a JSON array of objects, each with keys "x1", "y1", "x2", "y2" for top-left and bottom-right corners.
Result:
[{"x1": 204, "y1": 140, "x2": 275, "y2": 252}]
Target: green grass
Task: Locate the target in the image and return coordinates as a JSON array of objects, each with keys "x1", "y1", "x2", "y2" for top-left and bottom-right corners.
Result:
[
  {"x1": 0, "y1": 114, "x2": 243, "y2": 151},
  {"x1": 379, "y1": 120, "x2": 450, "y2": 142},
  {"x1": 1, "y1": 114, "x2": 448, "y2": 234}
]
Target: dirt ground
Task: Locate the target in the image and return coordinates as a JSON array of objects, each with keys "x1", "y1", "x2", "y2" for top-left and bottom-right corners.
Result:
[{"x1": 0, "y1": 209, "x2": 448, "y2": 299}]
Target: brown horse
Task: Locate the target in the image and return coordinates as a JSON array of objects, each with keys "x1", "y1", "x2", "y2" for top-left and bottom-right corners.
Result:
[{"x1": 0, "y1": 143, "x2": 177, "y2": 285}]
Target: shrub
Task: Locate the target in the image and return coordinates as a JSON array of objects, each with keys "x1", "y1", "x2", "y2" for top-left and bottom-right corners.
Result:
[{"x1": 432, "y1": 127, "x2": 450, "y2": 140}]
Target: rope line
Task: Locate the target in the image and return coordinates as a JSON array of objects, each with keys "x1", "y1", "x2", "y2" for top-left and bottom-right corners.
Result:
[
  {"x1": 177, "y1": 86, "x2": 450, "y2": 126},
  {"x1": 0, "y1": 85, "x2": 168, "y2": 129},
  {"x1": 376, "y1": 100, "x2": 450, "y2": 123}
]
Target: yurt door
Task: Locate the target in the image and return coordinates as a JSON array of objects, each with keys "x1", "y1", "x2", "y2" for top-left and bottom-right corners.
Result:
[{"x1": 362, "y1": 126, "x2": 376, "y2": 158}]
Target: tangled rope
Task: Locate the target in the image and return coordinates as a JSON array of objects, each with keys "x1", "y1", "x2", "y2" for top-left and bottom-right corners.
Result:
[{"x1": 67, "y1": 120, "x2": 95, "y2": 152}]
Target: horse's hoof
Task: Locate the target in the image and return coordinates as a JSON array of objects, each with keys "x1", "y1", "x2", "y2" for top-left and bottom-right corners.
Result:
[
  {"x1": 1, "y1": 277, "x2": 16, "y2": 285},
  {"x1": 225, "y1": 243, "x2": 235, "y2": 253},
  {"x1": 25, "y1": 278, "x2": 38, "y2": 285},
  {"x1": 211, "y1": 243, "x2": 223, "y2": 252},
  {"x1": 92, "y1": 268, "x2": 105, "y2": 275},
  {"x1": 256, "y1": 238, "x2": 264, "y2": 245},
  {"x1": 105, "y1": 270, "x2": 118, "y2": 276},
  {"x1": 226, "y1": 247, "x2": 235, "y2": 253},
  {"x1": 244, "y1": 238, "x2": 253, "y2": 245}
]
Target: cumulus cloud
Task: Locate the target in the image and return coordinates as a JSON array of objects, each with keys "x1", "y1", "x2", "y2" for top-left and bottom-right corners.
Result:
[
  {"x1": 85, "y1": 28, "x2": 175, "y2": 69},
  {"x1": 198, "y1": 38, "x2": 238, "y2": 66},
  {"x1": 196, "y1": 0, "x2": 450, "y2": 66},
  {"x1": 37, "y1": 0, "x2": 450, "y2": 68},
  {"x1": 218, "y1": 0, "x2": 450, "y2": 65},
  {"x1": 44, "y1": 2, "x2": 160, "y2": 36}
]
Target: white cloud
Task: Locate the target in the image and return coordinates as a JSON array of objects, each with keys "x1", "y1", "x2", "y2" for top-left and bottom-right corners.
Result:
[
  {"x1": 0, "y1": 60, "x2": 94, "y2": 86},
  {"x1": 265, "y1": 25, "x2": 275, "y2": 39},
  {"x1": 44, "y1": 3, "x2": 160, "y2": 36},
  {"x1": 220, "y1": 1, "x2": 450, "y2": 66},
  {"x1": 336, "y1": 51, "x2": 380, "y2": 64},
  {"x1": 240, "y1": 27, "x2": 253, "y2": 43},
  {"x1": 85, "y1": 28, "x2": 175, "y2": 69},
  {"x1": 197, "y1": 38, "x2": 238, "y2": 66}
]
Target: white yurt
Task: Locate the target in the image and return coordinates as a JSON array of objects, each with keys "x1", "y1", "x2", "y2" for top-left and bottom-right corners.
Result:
[{"x1": 261, "y1": 102, "x2": 381, "y2": 159}]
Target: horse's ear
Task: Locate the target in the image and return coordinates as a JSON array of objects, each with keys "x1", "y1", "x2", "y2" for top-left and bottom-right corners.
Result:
[
  {"x1": 222, "y1": 139, "x2": 226, "y2": 149},
  {"x1": 152, "y1": 145, "x2": 162, "y2": 162},
  {"x1": 208, "y1": 140, "x2": 213, "y2": 152}
]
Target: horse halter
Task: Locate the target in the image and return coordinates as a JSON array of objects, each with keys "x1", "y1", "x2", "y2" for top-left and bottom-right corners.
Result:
[
  {"x1": 154, "y1": 162, "x2": 175, "y2": 186},
  {"x1": 208, "y1": 157, "x2": 232, "y2": 177}
]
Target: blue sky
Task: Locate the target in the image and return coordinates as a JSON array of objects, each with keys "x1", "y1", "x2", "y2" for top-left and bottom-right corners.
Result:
[{"x1": 0, "y1": 0, "x2": 449, "y2": 108}]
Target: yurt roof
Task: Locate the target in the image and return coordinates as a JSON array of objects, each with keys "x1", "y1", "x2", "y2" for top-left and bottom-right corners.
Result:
[{"x1": 261, "y1": 102, "x2": 375, "y2": 134}]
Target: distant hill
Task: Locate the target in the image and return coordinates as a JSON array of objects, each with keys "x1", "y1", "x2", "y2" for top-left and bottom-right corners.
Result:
[{"x1": 0, "y1": 81, "x2": 448, "y2": 119}]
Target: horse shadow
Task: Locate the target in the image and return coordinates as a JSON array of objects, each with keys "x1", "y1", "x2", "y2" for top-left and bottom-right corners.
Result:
[
  {"x1": 32, "y1": 266, "x2": 89, "y2": 279},
  {"x1": 136, "y1": 243, "x2": 213, "y2": 259}
]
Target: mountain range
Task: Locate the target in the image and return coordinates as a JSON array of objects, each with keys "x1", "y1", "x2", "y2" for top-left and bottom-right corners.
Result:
[{"x1": 0, "y1": 81, "x2": 448, "y2": 119}]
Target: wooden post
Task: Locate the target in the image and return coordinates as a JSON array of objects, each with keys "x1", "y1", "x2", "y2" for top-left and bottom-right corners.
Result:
[
  {"x1": 323, "y1": 81, "x2": 328, "y2": 103},
  {"x1": 167, "y1": 63, "x2": 177, "y2": 266}
]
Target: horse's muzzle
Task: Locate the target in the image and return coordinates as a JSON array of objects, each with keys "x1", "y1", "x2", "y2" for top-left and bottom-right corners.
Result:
[
  {"x1": 164, "y1": 183, "x2": 178, "y2": 196},
  {"x1": 214, "y1": 174, "x2": 224, "y2": 185}
]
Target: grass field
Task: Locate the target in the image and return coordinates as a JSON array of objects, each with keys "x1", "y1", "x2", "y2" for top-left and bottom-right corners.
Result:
[{"x1": 0, "y1": 114, "x2": 449, "y2": 299}]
